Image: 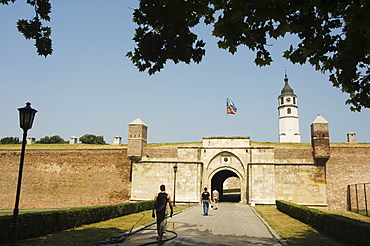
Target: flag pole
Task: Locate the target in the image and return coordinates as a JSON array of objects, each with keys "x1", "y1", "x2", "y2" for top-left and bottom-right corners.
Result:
[
  {"x1": 226, "y1": 95, "x2": 228, "y2": 136},
  {"x1": 226, "y1": 115, "x2": 228, "y2": 137}
]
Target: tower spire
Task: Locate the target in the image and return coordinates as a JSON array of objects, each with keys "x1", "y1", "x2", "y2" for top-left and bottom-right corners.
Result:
[{"x1": 278, "y1": 73, "x2": 301, "y2": 143}]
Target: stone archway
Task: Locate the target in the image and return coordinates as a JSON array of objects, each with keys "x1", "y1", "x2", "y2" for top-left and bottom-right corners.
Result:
[
  {"x1": 205, "y1": 151, "x2": 247, "y2": 204},
  {"x1": 211, "y1": 170, "x2": 240, "y2": 202}
]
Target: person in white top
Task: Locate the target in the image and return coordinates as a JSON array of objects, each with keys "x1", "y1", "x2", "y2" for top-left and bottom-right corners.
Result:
[{"x1": 212, "y1": 188, "x2": 219, "y2": 210}]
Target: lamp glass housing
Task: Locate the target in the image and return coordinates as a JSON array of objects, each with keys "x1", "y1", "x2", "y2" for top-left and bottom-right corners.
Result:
[
  {"x1": 173, "y1": 165, "x2": 178, "y2": 173},
  {"x1": 18, "y1": 102, "x2": 37, "y2": 131}
]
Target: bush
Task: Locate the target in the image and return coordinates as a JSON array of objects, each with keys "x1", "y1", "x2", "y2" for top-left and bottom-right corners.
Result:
[
  {"x1": 79, "y1": 134, "x2": 106, "y2": 145},
  {"x1": 0, "y1": 201, "x2": 153, "y2": 243},
  {"x1": 0, "y1": 137, "x2": 21, "y2": 144},
  {"x1": 37, "y1": 135, "x2": 66, "y2": 144},
  {"x1": 276, "y1": 200, "x2": 370, "y2": 245}
]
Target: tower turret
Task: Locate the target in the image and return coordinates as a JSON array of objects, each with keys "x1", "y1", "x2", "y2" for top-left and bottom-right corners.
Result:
[
  {"x1": 127, "y1": 118, "x2": 147, "y2": 162},
  {"x1": 311, "y1": 114, "x2": 330, "y2": 165},
  {"x1": 278, "y1": 73, "x2": 301, "y2": 142}
]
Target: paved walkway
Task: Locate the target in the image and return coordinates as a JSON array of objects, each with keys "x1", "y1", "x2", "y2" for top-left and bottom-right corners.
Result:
[{"x1": 100, "y1": 203, "x2": 283, "y2": 246}]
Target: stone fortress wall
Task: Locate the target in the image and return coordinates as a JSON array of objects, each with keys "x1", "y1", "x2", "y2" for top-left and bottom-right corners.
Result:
[
  {"x1": 128, "y1": 116, "x2": 370, "y2": 210},
  {"x1": 1, "y1": 124, "x2": 369, "y2": 210},
  {"x1": 0, "y1": 149, "x2": 131, "y2": 209},
  {"x1": 326, "y1": 146, "x2": 370, "y2": 210}
]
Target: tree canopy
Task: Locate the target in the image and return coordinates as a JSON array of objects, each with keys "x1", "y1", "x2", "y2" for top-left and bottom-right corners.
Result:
[
  {"x1": 79, "y1": 134, "x2": 106, "y2": 145},
  {"x1": 127, "y1": 0, "x2": 370, "y2": 111},
  {"x1": 0, "y1": 137, "x2": 20, "y2": 144},
  {"x1": 3, "y1": 0, "x2": 370, "y2": 111},
  {"x1": 37, "y1": 135, "x2": 65, "y2": 144},
  {"x1": 1, "y1": 0, "x2": 52, "y2": 57}
]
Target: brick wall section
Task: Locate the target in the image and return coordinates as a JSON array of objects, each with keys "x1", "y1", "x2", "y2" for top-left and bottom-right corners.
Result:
[
  {"x1": 0, "y1": 149, "x2": 131, "y2": 209},
  {"x1": 274, "y1": 147, "x2": 313, "y2": 160},
  {"x1": 326, "y1": 146, "x2": 370, "y2": 210},
  {"x1": 143, "y1": 147, "x2": 178, "y2": 158}
]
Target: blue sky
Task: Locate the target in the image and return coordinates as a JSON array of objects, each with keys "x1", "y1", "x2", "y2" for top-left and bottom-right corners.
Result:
[{"x1": 1, "y1": 0, "x2": 369, "y2": 144}]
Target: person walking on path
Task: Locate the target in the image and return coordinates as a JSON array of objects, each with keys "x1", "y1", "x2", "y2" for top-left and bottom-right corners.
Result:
[
  {"x1": 212, "y1": 187, "x2": 219, "y2": 210},
  {"x1": 201, "y1": 187, "x2": 211, "y2": 216},
  {"x1": 152, "y1": 184, "x2": 173, "y2": 242}
]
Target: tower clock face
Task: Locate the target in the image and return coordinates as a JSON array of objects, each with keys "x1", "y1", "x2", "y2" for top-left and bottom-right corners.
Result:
[{"x1": 286, "y1": 98, "x2": 291, "y2": 102}]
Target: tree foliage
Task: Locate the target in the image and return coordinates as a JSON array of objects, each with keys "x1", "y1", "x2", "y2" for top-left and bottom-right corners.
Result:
[
  {"x1": 1, "y1": 0, "x2": 52, "y2": 57},
  {"x1": 127, "y1": 0, "x2": 370, "y2": 111},
  {"x1": 4, "y1": 0, "x2": 370, "y2": 111},
  {"x1": 0, "y1": 137, "x2": 21, "y2": 144},
  {"x1": 37, "y1": 135, "x2": 65, "y2": 144},
  {"x1": 79, "y1": 134, "x2": 106, "y2": 145}
]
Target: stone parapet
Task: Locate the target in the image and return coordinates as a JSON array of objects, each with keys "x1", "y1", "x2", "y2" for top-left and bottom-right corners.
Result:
[{"x1": 202, "y1": 136, "x2": 250, "y2": 147}]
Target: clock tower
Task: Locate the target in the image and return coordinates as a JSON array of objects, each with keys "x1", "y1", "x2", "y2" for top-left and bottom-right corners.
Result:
[{"x1": 278, "y1": 73, "x2": 301, "y2": 143}]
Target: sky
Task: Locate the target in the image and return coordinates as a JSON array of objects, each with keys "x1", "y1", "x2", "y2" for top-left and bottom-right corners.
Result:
[{"x1": 1, "y1": 1, "x2": 369, "y2": 144}]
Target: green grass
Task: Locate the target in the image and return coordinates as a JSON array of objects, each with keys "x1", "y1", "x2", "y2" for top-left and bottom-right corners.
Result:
[
  {"x1": 0, "y1": 142, "x2": 202, "y2": 149},
  {"x1": 254, "y1": 205, "x2": 349, "y2": 246},
  {"x1": 2, "y1": 141, "x2": 369, "y2": 150},
  {"x1": 0, "y1": 143, "x2": 127, "y2": 149},
  {"x1": 147, "y1": 142, "x2": 202, "y2": 147},
  {"x1": 329, "y1": 209, "x2": 370, "y2": 222},
  {"x1": 251, "y1": 141, "x2": 370, "y2": 147},
  {"x1": 16, "y1": 206, "x2": 188, "y2": 246},
  {"x1": 250, "y1": 141, "x2": 311, "y2": 147},
  {"x1": 223, "y1": 188, "x2": 241, "y2": 193},
  {"x1": 349, "y1": 209, "x2": 370, "y2": 217}
]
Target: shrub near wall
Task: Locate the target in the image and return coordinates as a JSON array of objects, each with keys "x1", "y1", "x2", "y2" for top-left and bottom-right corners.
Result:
[
  {"x1": 0, "y1": 201, "x2": 153, "y2": 244},
  {"x1": 276, "y1": 200, "x2": 370, "y2": 246}
]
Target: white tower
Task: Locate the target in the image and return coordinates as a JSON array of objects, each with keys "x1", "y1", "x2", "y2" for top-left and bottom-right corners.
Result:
[{"x1": 278, "y1": 73, "x2": 301, "y2": 143}]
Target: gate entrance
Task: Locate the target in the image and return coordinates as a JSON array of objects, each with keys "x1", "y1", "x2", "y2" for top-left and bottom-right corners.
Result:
[{"x1": 211, "y1": 170, "x2": 241, "y2": 202}]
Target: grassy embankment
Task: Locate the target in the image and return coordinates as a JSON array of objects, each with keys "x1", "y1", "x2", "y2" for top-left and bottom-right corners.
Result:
[
  {"x1": 254, "y1": 205, "x2": 370, "y2": 246},
  {"x1": 0, "y1": 141, "x2": 203, "y2": 149},
  {"x1": 1, "y1": 140, "x2": 369, "y2": 150}
]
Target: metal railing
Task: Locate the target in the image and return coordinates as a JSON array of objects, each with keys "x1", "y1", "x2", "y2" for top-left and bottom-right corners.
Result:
[{"x1": 347, "y1": 183, "x2": 369, "y2": 216}]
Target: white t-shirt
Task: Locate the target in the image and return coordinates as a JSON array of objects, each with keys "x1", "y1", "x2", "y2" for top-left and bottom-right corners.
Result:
[{"x1": 212, "y1": 190, "x2": 219, "y2": 199}]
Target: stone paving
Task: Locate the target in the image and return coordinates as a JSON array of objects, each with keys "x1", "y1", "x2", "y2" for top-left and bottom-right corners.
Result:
[{"x1": 99, "y1": 202, "x2": 284, "y2": 246}]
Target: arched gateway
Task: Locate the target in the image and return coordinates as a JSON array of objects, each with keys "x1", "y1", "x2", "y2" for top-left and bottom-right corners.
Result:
[
  {"x1": 210, "y1": 169, "x2": 241, "y2": 202},
  {"x1": 205, "y1": 151, "x2": 246, "y2": 203},
  {"x1": 129, "y1": 119, "x2": 328, "y2": 207}
]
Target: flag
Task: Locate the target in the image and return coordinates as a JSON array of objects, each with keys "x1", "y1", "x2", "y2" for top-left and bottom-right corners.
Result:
[{"x1": 226, "y1": 98, "x2": 237, "y2": 114}]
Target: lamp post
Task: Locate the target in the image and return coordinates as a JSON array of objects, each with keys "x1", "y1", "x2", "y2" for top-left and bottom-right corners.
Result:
[
  {"x1": 173, "y1": 164, "x2": 178, "y2": 206},
  {"x1": 8, "y1": 102, "x2": 37, "y2": 246}
]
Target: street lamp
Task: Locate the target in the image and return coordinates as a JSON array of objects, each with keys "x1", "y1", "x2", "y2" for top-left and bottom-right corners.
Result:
[
  {"x1": 173, "y1": 164, "x2": 178, "y2": 206},
  {"x1": 8, "y1": 102, "x2": 37, "y2": 246}
]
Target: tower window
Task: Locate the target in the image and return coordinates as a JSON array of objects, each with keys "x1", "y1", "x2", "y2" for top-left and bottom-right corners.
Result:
[
  {"x1": 281, "y1": 97, "x2": 284, "y2": 104},
  {"x1": 287, "y1": 108, "x2": 291, "y2": 114},
  {"x1": 293, "y1": 97, "x2": 296, "y2": 104}
]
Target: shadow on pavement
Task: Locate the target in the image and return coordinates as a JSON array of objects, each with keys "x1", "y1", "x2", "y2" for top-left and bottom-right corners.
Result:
[
  {"x1": 220, "y1": 193, "x2": 240, "y2": 202},
  {"x1": 121, "y1": 222, "x2": 280, "y2": 246}
]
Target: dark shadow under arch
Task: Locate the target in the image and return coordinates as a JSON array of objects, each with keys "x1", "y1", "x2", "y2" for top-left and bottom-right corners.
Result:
[{"x1": 211, "y1": 170, "x2": 240, "y2": 202}]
